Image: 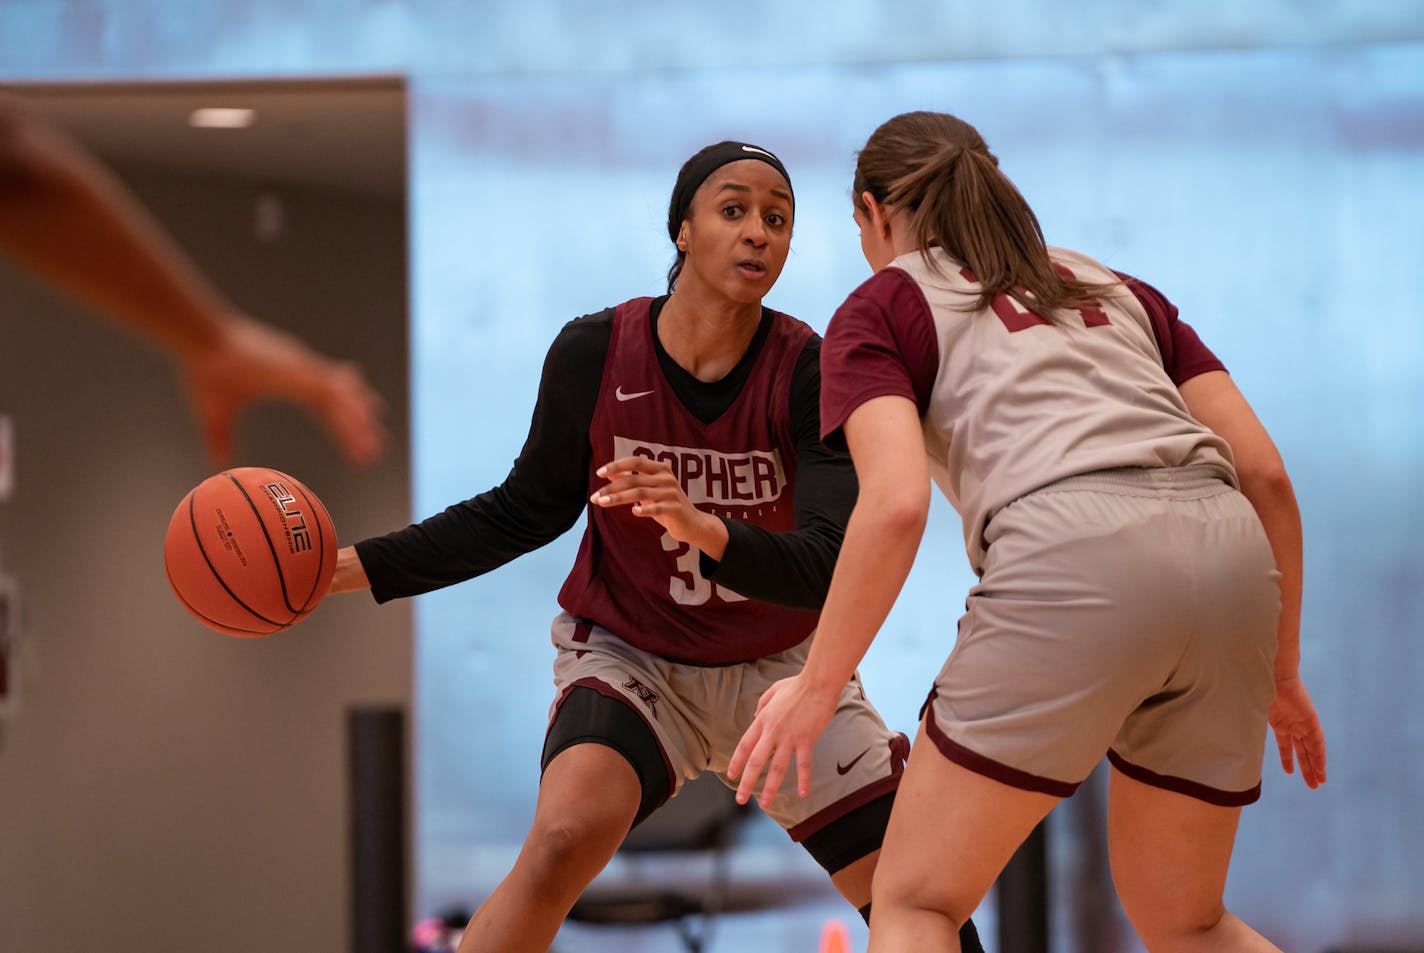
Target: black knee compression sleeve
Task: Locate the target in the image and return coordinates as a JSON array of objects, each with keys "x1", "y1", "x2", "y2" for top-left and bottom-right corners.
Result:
[
  {"x1": 957, "y1": 916, "x2": 985, "y2": 953},
  {"x1": 541, "y1": 685, "x2": 671, "y2": 827},
  {"x1": 800, "y1": 791, "x2": 896, "y2": 874}
]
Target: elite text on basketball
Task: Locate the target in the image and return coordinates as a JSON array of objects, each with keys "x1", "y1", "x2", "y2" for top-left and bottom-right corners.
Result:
[{"x1": 263, "y1": 482, "x2": 313, "y2": 553}]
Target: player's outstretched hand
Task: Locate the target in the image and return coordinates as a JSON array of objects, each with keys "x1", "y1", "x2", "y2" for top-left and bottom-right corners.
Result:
[
  {"x1": 182, "y1": 314, "x2": 387, "y2": 466},
  {"x1": 591, "y1": 455, "x2": 722, "y2": 547},
  {"x1": 1268, "y1": 674, "x2": 1327, "y2": 789},
  {"x1": 728, "y1": 673, "x2": 838, "y2": 806}
]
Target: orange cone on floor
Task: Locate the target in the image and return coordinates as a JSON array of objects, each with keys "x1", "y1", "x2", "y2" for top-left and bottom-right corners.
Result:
[{"x1": 818, "y1": 918, "x2": 853, "y2": 953}]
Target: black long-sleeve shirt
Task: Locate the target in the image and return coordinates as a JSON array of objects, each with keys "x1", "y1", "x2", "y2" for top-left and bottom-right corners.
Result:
[{"x1": 355, "y1": 298, "x2": 857, "y2": 611}]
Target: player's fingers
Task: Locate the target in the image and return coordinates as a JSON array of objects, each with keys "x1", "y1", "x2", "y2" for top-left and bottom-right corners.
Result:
[
  {"x1": 326, "y1": 406, "x2": 385, "y2": 464},
  {"x1": 325, "y1": 368, "x2": 387, "y2": 463},
  {"x1": 596, "y1": 456, "x2": 671, "y2": 479},
  {"x1": 731, "y1": 736, "x2": 767, "y2": 804},
  {"x1": 728, "y1": 724, "x2": 758, "y2": 782},
  {"x1": 206, "y1": 434, "x2": 232, "y2": 468},
  {"x1": 589, "y1": 484, "x2": 640, "y2": 506},
  {"x1": 1296, "y1": 741, "x2": 1317, "y2": 788},
  {"x1": 759, "y1": 747, "x2": 793, "y2": 805},
  {"x1": 594, "y1": 456, "x2": 639, "y2": 477},
  {"x1": 589, "y1": 485, "x2": 656, "y2": 508},
  {"x1": 1298, "y1": 747, "x2": 1320, "y2": 789},
  {"x1": 632, "y1": 495, "x2": 680, "y2": 515},
  {"x1": 604, "y1": 471, "x2": 645, "y2": 492},
  {"x1": 194, "y1": 399, "x2": 234, "y2": 468},
  {"x1": 1274, "y1": 726, "x2": 1296, "y2": 775},
  {"x1": 796, "y1": 744, "x2": 814, "y2": 799},
  {"x1": 1299, "y1": 731, "x2": 1327, "y2": 788}
]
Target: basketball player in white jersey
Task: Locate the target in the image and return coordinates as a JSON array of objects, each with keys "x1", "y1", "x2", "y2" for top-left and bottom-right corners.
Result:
[
  {"x1": 731, "y1": 111, "x2": 1327, "y2": 951},
  {"x1": 329, "y1": 140, "x2": 983, "y2": 952}
]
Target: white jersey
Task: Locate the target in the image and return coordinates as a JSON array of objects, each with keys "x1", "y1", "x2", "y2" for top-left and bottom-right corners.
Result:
[{"x1": 821, "y1": 245, "x2": 1236, "y2": 575}]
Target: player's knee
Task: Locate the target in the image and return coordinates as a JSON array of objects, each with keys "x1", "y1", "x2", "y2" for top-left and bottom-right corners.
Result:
[
  {"x1": 871, "y1": 863, "x2": 975, "y2": 930},
  {"x1": 865, "y1": 883, "x2": 986, "y2": 953},
  {"x1": 519, "y1": 816, "x2": 621, "y2": 896},
  {"x1": 1122, "y1": 896, "x2": 1228, "y2": 948},
  {"x1": 872, "y1": 888, "x2": 971, "y2": 936}
]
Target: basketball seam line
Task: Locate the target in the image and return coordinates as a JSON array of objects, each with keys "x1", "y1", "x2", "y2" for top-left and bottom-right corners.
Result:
[
  {"x1": 227, "y1": 470, "x2": 304, "y2": 620},
  {"x1": 189, "y1": 480, "x2": 290, "y2": 627},
  {"x1": 287, "y1": 479, "x2": 330, "y2": 613},
  {"x1": 165, "y1": 562, "x2": 272, "y2": 635}
]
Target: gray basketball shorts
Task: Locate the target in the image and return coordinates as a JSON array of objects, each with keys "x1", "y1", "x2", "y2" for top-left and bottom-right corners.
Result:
[
  {"x1": 924, "y1": 467, "x2": 1279, "y2": 806},
  {"x1": 549, "y1": 612, "x2": 908, "y2": 839}
]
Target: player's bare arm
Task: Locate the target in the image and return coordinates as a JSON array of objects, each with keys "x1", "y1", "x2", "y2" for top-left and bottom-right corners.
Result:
[
  {"x1": 329, "y1": 545, "x2": 372, "y2": 594},
  {"x1": 730, "y1": 395, "x2": 930, "y2": 805},
  {"x1": 1179, "y1": 369, "x2": 1326, "y2": 788}
]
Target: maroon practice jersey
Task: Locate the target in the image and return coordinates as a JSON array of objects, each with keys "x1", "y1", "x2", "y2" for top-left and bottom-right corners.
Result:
[{"x1": 557, "y1": 297, "x2": 821, "y2": 663}]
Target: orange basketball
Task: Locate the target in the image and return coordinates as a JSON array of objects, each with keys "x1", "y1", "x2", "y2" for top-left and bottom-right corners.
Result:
[{"x1": 164, "y1": 467, "x2": 337, "y2": 637}]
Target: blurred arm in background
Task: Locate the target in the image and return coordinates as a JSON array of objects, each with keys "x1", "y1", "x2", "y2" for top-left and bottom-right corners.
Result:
[{"x1": 0, "y1": 89, "x2": 385, "y2": 466}]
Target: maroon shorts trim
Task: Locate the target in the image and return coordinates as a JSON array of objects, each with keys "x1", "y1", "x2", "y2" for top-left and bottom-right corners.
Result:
[
  {"x1": 785, "y1": 772, "x2": 902, "y2": 843},
  {"x1": 785, "y1": 731, "x2": 909, "y2": 842},
  {"x1": 1107, "y1": 750, "x2": 1261, "y2": 807},
  {"x1": 923, "y1": 700, "x2": 1079, "y2": 799},
  {"x1": 547, "y1": 676, "x2": 678, "y2": 795}
]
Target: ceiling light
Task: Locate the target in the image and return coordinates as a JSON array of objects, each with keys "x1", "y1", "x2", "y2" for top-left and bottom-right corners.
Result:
[{"x1": 189, "y1": 107, "x2": 256, "y2": 129}]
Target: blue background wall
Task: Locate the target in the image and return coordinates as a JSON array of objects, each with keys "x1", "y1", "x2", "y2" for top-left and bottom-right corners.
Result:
[{"x1": 4, "y1": 3, "x2": 1421, "y2": 950}]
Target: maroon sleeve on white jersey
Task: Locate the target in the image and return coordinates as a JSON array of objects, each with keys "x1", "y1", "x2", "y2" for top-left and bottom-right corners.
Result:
[
  {"x1": 820, "y1": 268, "x2": 939, "y2": 450},
  {"x1": 880, "y1": 246, "x2": 1239, "y2": 576},
  {"x1": 1116, "y1": 272, "x2": 1227, "y2": 385}
]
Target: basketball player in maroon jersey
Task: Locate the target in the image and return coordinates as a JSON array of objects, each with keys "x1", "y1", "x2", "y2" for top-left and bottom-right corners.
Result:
[
  {"x1": 732, "y1": 112, "x2": 1327, "y2": 951},
  {"x1": 329, "y1": 141, "x2": 983, "y2": 952}
]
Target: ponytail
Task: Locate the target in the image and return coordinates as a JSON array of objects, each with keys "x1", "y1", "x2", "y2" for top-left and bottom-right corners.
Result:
[{"x1": 855, "y1": 112, "x2": 1115, "y2": 317}]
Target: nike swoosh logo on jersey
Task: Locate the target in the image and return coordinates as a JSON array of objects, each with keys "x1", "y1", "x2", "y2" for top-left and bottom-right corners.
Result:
[
  {"x1": 836, "y1": 747, "x2": 872, "y2": 776},
  {"x1": 616, "y1": 386, "x2": 655, "y2": 402}
]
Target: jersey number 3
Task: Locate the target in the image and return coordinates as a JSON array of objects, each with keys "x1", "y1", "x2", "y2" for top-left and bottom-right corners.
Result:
[{"x1": 661, "y1": 531, "x2": 747, "y2": 606}]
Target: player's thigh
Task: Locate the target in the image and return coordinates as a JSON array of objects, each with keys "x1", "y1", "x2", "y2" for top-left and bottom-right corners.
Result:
[
  {"x1": 873, "y1": 725, "x2": 1057, "y2": 921},
  {"x1": 1107, "y1": 766, "x2": 1241, "y2": 936}
]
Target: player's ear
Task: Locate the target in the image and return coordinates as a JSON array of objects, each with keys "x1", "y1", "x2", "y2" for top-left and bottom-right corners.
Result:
[
  {"x1": 675, "y1": 221, "x2": 690, "y2": 253},
  {"x1": 860, "y1": 192, "x2": 892, "y2": 239}
]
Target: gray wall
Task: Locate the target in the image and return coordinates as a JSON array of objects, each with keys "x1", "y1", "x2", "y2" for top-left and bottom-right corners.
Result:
[{"x1": 0, "y1": 162, "x2": 411, "y2": 953}]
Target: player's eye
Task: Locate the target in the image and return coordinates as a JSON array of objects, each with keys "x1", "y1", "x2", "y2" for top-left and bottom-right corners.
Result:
[{"x1": 721, "y1": 204, "x2": 742, "y2": 219}]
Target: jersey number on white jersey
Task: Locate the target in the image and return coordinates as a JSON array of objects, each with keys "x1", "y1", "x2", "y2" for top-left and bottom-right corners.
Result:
[{"x1": 962, "y1": 264, "x2": 1111, "y2": 332}]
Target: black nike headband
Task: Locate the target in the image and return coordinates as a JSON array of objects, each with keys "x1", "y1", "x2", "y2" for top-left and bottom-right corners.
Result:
[{"x1": 666, "y1": 141, "x2": 794, "y2": 243}]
